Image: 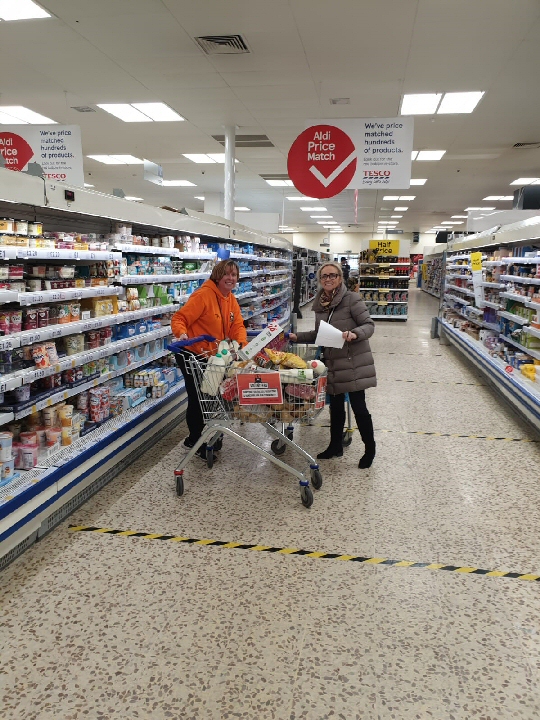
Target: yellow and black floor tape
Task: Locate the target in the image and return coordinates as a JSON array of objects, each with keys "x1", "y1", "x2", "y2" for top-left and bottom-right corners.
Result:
[
  {"x1": 317, "y1": 425, "x2": 539, "y2": 443},
  {"x1": 68, "y1": 525, "x2": 540, "y2": 583}
]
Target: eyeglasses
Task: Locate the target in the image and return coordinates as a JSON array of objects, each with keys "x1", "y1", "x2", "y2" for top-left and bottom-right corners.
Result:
[{"x1": 320, "y1": 273, "x2": 339, "y2": 280}]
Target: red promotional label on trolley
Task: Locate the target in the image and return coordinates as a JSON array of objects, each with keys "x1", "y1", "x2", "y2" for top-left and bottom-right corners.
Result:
[
  {"x1": 315, "y1": 376, "x2": 327, "y2": 409},
  {"x1": 237, "y1": 372, "x2": 283, "y2": 405}
]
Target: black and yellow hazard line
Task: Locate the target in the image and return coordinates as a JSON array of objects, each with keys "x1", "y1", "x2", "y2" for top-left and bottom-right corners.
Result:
[
  {"x1": 68, "y1": 525, "x2": 540, "y2": 583},
  {"x1": 312, "y1": 424, "x2": 538, "y2": 443}
]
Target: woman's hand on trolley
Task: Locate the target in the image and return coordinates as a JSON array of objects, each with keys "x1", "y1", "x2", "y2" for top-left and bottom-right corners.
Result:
[
  {"x1": 177, "y1": 333, "x2": 188, "y2": 341},
  {"x1": 343, "y1": 331, "x2": 357, "y2": 342},
  {"x1": 288, "y1": 332, "x2": 297, "y2": 342}
]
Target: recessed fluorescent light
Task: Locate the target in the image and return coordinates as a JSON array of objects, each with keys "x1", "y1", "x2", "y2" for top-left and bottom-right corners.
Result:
[
  {"x1": 311, "y1": 215, "x2": 333, "y2": 218},
  {"x1": 111, "y1": 155, "x2": 144, "y2": 164},
  {"x1": 437, "y1": 91, "x2": 484, "y2": 114},
  {"x1": 162, "y1": 180, "x2": 196, "y2": 186},
  {"x1": 451, "y1": 215, "x2": 468, "y2": 218},
  {"x1": 235, "y1": 206, "x2": 250, "y2": 212},
  {"x1": 510, "y1": 178, "x2": 539, "y2": 185},
  {"x1": 124, "y1": 196, "x2": 144, "y2": 202},
  {"x1": 500, "y1": 196, "x2": 514, "y2": 201},
  {"x1": 425, "y1": 230, "x2": 437, "y2": 234},
  {"x1": 383, "y1": 196, "x2": 399, "y2": 201},
  {"x1": 266, "y1": 179, "x2": 288, "y2": 186},
  {"x1": 87, "y1": 154, "x2": 144, "y2": 165},
  {"x1": 394, "y1": 207, "x2": 408, "y2": 211},
  {"x1": 183, "y1": 154, "x2": 216, "y2": 163},
  {"x1": 484, "y1": 196, "x2": 514, "y2": 201},
  {"x1": 391, "y1": 215, "x2": 403, "y2": 219},
  {"x1": 409, "y1": 179, "x2": 427, "y2": 185},
  {"x1": 411, "y1": 151, "x2": 418, "y2": 161},
  {"x1": 0, "y1": 0, "x2": 51, "y2": 20},
  {"x1": 400, "y1": 93, "x2": 442, "y2": 115},
  {"x1": 399, "y1": 196, "x2": 416, "y2": 201},
  {"x1": 465, "y1": 206, "x2": 495, "y2": 211},
  {"x1": 131, "y1": 103, "x2": 184, "y2": 122},
  {"x1": 317, "y1": 221, "x2": 333, "y2": 224},
  {"x1": 194, "y1": 196, "x2": 205, "y2": 200},
  {"x1": 416, "y1": 150, "x2": 446, "y2": 161},
  {"x1": 97, "y1": 104, "x2": 152, "y2": 123},
  {"x1": 441, "y1": 221, "x2": 462, "y2": 225},
  {"x1": 84, "y1": 183, "x2": 94, "y2": 188},
  {"x1": 301, "y1": 207, "x2": 327, "y2": 211},
  {"x1": 286, "y1": 196, "x2": 317, "y2": 201},
  {"x1": 0, "y1": 105, "x2": 56, "y2": 124}
]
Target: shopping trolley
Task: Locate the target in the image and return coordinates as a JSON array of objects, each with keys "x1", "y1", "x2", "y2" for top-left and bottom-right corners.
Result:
[{"x1": 168, "y1": 337, "x2": 326, "y2": 508}]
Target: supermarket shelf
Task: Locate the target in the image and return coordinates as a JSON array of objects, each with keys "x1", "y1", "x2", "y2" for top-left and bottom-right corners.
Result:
[
  {"x1": 113, "y1": 244, "x2": 215, "y2": 259},
  {"x1": 0, "y1": 248, "x2": 19, "y2": 261},
  {"x1": 500, "y1": 275, "x2": 540, "y2": 286},
  {"x1": 366, "y1": 301, "x2": 407, "y2": 305},
  {"x1": 371, "y1": 315, "x2": 408, "y2": 320},
  {"x1": 0, "y1": 412, "x2": 14, "y2": 425},
  {"x1": 358, "y1": 275, "x2": 409, "y2": 279},
  {"x1": 500, "y1": 292, "x2": 530, "y2": 303},
  {"x1": 17, "y1": 249, "x2": 122, "y2": 261},
  {"x1": 421, "y1": 288, "x2": 440, "y2": 298},
  {"x1": 359, "y1": 262, "x2": 409, "y2": 266},
  {"x1": 444, "y1": 293, "x2": 471, "y2": 306},
  {"x1": 360, "y1": 287, "x2": 409, "y2": 292},
  {"x1": 524, "y1": 325, "x2": 540, "y2": 340},
  {"x1": 234, "y1": 291, "x2": 257, "y2": 301},
  {"x1": 447, "y1": 264, "x2": 471, "y2": 270},
  {"x1": 0, "y1": 290, "x2": 19, "y2": 304},
  {"x1": 12, "y1": 340, "x2": 172, "y2": 421},
  {"x1": 481, "y1": 300, "x2": 502, "y2": 310},
  {"x1": 499, "y1": 334, "x2": 540, "y2": 361},
  {"x1": 440, "y1": 319, "x2": 540, "y2": 430},
  {"x1": 483, "y1": 261, "x2": 504, "y2": 267},
  {"x1": 447, "y1": 273, "x2": 472, "y2": 280},
  {"x1": 252, "y1": 279, "x2": 287, "y2": 289},
  {"x1": 502, "y1": 256, "x2": 540, "y2": 265},
  {"x1": 498, "y1": 310, "x2": 530, "y2": 325},
  {"x1": 120, "y1": 273, "x2": 209, "y2": 285},
  {"x1": 481, "y1": 282, "x2": 505, "y2": 288},
  {"x1": 266, "y1": 269, "x2": 289, "y2": 276},
  {"x1": 230, "y1": 252, "x2": 291, "y2": 264},
  {"x1": 448, "y1": 254, "x2": 472, "y2": 261},
  {"x1": 446, "y1": 284, "x2": 476, "y2": 297},
  {"x1": 483, "y1": 321, "x2": 500, "y2": 331},
  {"x1": 6, "y1": 304, "x2": 176, "y2": 349},
  {"x1": 18, "y1": 286, "x2": 122, "y2": 307}
]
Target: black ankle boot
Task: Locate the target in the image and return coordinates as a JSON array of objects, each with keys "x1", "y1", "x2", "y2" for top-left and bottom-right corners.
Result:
[
  {"x1": 357, "y1": 414, "x2": 376, "y2": 468},
  {"x1": 317, "y1": 444, "x2": 343, "y2": 460}
]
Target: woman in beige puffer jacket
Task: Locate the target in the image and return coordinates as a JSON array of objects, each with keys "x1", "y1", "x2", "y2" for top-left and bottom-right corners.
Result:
[{"x1": 290, "y1": 262, "x2": 377, "y2": 468}]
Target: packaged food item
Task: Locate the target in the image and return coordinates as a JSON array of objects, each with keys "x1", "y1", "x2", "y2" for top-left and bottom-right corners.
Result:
[
  {"x1": 86, "y1": 330, "x2": 100, "y2": 349},
  {"x1": 0, "y1": 218, "x2": 14, "y2": 233},
  {"x1": 21, "y1": 443, "x2": 38, "y2": 469},
  {"x1": 32, "y1": 345, "x2": 51, "y2": 368},
  {"x1": 37, "y1": 306, "x2": 49, "y2": 328},
  {"x1": 65, "y1": 335, "x2": 85, "y2": 355},
  {"x1": 34, "y1": 426, "x2": 47, "y2": 447},
  {"x1": 69, "y1": 302, "x2": 81, "y2": 322},
  {"x1": 2, "y1": 458, "x2": 15, "y2": 480},
  {"x1": 0, "y1": 310, "x2": 10, "y2": 335},
  {"x1": 44, "y1": 342, "x2": 59, "y2": 364},
  {"x1": 9, "y1": 309, "x2": 22, "y2": 333},
  {"x1": 0, "y1": 431, "x2": 13, "y2": 462},
  {"x1": 14, "y1": 385, "x2": 31, "y2": 403},
  {"x1": 42, "y1": 408, "x2": 58, "y2": 427},
  {"x1": 28, "y1": 222, "x2": 43, "y2": 236},
  {"x1": 15, "y1": 219, "x2": 28, "y2": 235},
  {"x1": 58, "y1": 405, "x2": 73, "y2": 426},
  {"x1": 23, "y1": 308, "x2": 38, "y2": 331},
  {"x1": 61, "y1": 426, "x2": 72, "y2": 446},
  {"x1": 57, "y1": 303, "x2": 71, "y2": 324},
  {"x1": 20, "y1": 431, "x2": 38, "y2": 445},
  {"x1": 45, "y1": 426, "x2": 62, "y2": 443}
]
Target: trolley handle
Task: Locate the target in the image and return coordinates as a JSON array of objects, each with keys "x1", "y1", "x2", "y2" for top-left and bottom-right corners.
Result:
[{"x1": 167, "y1": 335, "x2": 216, "y2": 352}]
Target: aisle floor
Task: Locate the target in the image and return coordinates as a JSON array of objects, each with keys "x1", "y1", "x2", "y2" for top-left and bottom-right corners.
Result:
[{"x1": 2, "y1": 288, "x2": 540, "y2": 720}]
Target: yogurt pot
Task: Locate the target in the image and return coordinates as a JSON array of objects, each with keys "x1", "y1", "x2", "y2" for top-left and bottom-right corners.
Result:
[
  {"x1": 2, "y1": 458, "x2": 15, "y2": 479},
  {"x1": 27, "y1": 279, "x2": 42, "y2": 292},
  {"x1": 45, "y1": 426, "x2": 62, "y2": 443},
  {"x1": 0, "y1": 431, "x2": 13, "y2": 462},
  {"x1": 0, "y1": 265, "x2": 9, "y2": 280},
  {"x1": 15, "y1": 220, "x2": 28, "y2": 236},
  {"x1": 21, "y1": 443, "x2": 38, "y2": 469},
  {"x1": 0, "y1": 218, "x2": 14, "y2": 233},
  {"x1": 9, "y1": 309, "x2": 22, "y2": 333},
  {"x1": 20, "y1": 430, "x2": 38, "y2": 445},
  {"x1": 14, "y1": 385, "x2": 31, "y2": 403},
  {"x1": 28, "y1": 222, "x2": 43, "y2": 236},
  {"x1": 37, "y1": 306, "x2": 49, "y2": 328}
]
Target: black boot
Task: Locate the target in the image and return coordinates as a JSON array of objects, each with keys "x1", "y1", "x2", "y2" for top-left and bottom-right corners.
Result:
[
  {"x1": 357, "y1": 414, "x2": 376, "y2": 468},
  {"x1": 317, "y1": 401, "x2": 344, "y2": 459}
]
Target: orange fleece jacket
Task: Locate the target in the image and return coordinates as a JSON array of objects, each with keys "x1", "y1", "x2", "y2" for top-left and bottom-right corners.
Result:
[{"x1": 171, "y1": 279, "x2": 247, "y2": 356}]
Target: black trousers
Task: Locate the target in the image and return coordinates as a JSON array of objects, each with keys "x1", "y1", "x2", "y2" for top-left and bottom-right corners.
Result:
[
  {"x1": 176, "y1": 351, "x2": 205, "y2": 442},
  {"x1": 329, "y1": 390, "x2": 369, "y2": 428}
]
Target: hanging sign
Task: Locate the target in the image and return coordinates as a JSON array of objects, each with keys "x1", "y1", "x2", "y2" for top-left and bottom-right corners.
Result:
[
  {"x1": 237, "y1": 372, "x2": 284, "y2": 405},
  {"x1": 287, "y1": 117, "x2": 414, "y2": 198},
  {"x1": 369, "y1": 239, "x2": 400, "y2": 256},
  {"x1": 0, "y1": 125, "x2": 84, "y2": 186},
  {"x1": 470, "y1": 251, "x2": 484, "y2": 307}
]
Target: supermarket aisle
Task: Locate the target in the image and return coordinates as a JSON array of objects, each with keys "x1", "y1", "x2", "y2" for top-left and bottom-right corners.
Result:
[{"x1": 2, "y1": 287, "x2": 540, "y2": 720}]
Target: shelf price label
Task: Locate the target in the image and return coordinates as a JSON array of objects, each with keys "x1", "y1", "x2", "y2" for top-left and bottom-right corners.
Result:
[{"x1": 0, "y1": 338, "x2": 15, "y2": 351}]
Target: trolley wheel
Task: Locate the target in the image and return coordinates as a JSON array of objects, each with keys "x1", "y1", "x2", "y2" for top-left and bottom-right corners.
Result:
[
  {"x1": 342, "y1": 431, "x2": 353, "y2": 447},
  {"x1": 311, "y1": 468, "x2": 323, "y2": 490},
  {"x1": 300, "y1": 486, "x2": 314, "y2": 508},
  {"x1": 214, "y1": 437, "x2": 223, "y2": 452},
  {"x1": 175, "y1": 474, "x2": 184, "y2": 497},
  {"x1": 271, "y1": 439, "x2": 287, "y2": 456},
  {"x1": 285, "y1": 429, "x2": 294, "y2": 441},
  {"x1": 206, "y1": 447, "x2": 214, "y2": 469}
]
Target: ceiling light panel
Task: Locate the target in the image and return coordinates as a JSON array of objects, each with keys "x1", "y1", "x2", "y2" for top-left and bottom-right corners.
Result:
[
  {"x1": 510, "y1": 178, "x2": 539, "y2": 185},
  {"x1": 0, "y1": 106, "x2": 56, "y2": 124},
  {"x1": 87, "y1": 155, "x2": 123, "y2": 164},
  {"x1": 235, "y1": 207, "x2": 250, "y2": 211},
  {"x1": 411, "y1": 151, "x2": 418, "y2": 161},
  {"x1": 391, "y1": 215, "x2": 403, "y2": 218},
  {"x1": 110, "y1": 155, "x2": 144, "y2": 164},
  {"x1": 400, "y1": 93, "x2": 442, "y2": 115},
  {"x1": 394, "y1": 206, "x2": 408, "y2": 211},
  {"x1": 183, "y1": 154, "x2": 216, "y2": 163},
  {"x1": 194, "y1": 196, "x2": 205, "y2": 200},
  {"x1": 409, "y1": 179, "x2": 427, "y2": 185},
  {"x1": 399, "y1": 196, "x2": 416, "y2": 201},
  {"x1": 97, "y1": 104, "x2": 151, "y2": 122},
  {"x1": 266, "y1": 180, "x2": 288, "y2": 186},
  {"x1": 162, "y1": 180, "x2": 196, "y2": 186},
  {"x1": 131, "y1": 103, "x2": 184, "y2": 121},
  {"x1": 301, "y1": 207, "x2": 327, "y2": 211},
  {"x1": 84, "y1": 183, "x2": 94, "y2": 188},
  {"x1": 465, "y1": 206, "x2": 495, "y2": 211},
  {"x1": 437, "y1": 91, "x2": 484, "y2": 114},
  {"x1": 451, "y1": 215, "x2": 468, "y2": 218},
  {"x1": 286, "y1": 196, "x2": 317, "y2": 201},
  {"x1": 310, "y1": 215, "x2": 333, "y2": 218},
  {"x1": 125, "y1": 196, "x2": 144, "y2": 201},
  {"x1": 0, "y1": 0, "x2": 50, "y2": 20},
  {"x1": 416, "y1": 150, "x2": 446, "y2": 161},
  {"x1": 484, "y1": 196, "x2": 514, "y2": 201}
]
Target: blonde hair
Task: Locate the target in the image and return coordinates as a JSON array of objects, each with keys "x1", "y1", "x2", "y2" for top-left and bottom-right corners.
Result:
[{"x1": 317, "y1": 262, "x2": 343, "y2": 283}]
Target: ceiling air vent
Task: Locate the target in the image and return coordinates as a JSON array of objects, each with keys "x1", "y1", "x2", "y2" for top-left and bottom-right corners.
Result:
[
  {"x1": 195, "y1": 35, "x2": 249, "y2": 55},
  {"x1": 71, "y1": 106, "x2": 96, "y2": 113},
  {"x1": 513, "y1": 142, "x2": 540, "y2": 150},
  {"x1": 330, "y1": 98, "x2": 350, "y2": 105},
  {"x1": 212, "y1": 134, "x2": 274, "y2": 148}
]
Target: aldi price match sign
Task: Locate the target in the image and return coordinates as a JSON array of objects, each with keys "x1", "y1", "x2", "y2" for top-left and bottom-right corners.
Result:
[{"x1": 288, "y1": 118, "x2": 414, "y2": 198}]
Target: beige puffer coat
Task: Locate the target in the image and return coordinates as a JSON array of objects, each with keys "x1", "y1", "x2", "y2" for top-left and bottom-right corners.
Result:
[{"x1": 296, "y1": 283, "x2": 376, "y2": 395}]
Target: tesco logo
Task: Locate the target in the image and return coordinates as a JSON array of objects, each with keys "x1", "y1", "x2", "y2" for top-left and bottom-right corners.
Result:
[
  {"x1": 364, "y1": 170, "x2": 391, "y2": 178},
  {"x1": 45, "y1": 173, "x2": 67, "y2": 180}
]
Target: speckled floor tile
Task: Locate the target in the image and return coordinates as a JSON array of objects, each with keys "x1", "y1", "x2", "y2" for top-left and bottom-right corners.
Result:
[{"x1": 3, "y1": 288, "x2": 540, "y2": 719}]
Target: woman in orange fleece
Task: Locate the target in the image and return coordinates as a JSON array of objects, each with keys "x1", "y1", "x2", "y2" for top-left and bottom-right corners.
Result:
[{"x1": 172, "y1": 260, "x2": 247, "y2": 457}]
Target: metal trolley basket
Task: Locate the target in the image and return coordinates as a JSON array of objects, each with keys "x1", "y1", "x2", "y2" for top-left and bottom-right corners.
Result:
[{"x1": 168, "y1": 338, "x2": 326, "y2": 508}]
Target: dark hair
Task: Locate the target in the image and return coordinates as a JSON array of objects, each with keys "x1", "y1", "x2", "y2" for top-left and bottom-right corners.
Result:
[
  {"x1": 210, "y1": 260, "x2": 240, "y2": 284},
  {"x1": 340, "y1": 257, "x2": 348, "y2": 262}
]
